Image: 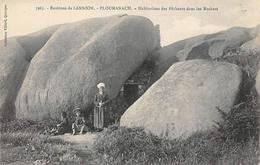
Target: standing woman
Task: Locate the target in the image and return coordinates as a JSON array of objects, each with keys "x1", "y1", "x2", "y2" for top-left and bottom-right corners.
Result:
[{"x1": 93, "y1": 82, "x2": 109, "y2": 130}]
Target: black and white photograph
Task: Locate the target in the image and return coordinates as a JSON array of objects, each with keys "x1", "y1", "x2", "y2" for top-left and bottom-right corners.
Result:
[{"x1": 0, "y1": 0, "x2": 260, "y2": 164}]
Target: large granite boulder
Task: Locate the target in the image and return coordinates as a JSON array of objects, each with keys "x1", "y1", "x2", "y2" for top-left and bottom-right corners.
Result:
[
  {"x1": 120, "y1": 60, "x2": 242, "y2": 139},
  {"x1": 0, "y1": 26, "x2": 60, "y2": 119},
  {"x1": 241, "y1": 36, "x2": 260, "y2": 53},
  {"x1": 154, "y1": 26, "x2": 259, "y2": 78},
  {"x1": 152, "y1": 35, "x2": 205, "y2": 79},
  {"x1": 15, "y1": 15, "x2": 158, "y2": 120},
  {"x1": 239, "y1": 24, "x2": 260, "y2": 54},
  {"x1": 175, "y1": 35, "x2": 207, "y2": 61},
  {"x1": 183, "y1": 27, "x2": 253, "y2": 60}
]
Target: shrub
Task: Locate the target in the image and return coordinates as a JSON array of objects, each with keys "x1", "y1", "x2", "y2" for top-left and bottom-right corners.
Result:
[
  {"x1": 0, "y1": 132, "x2": 81, "y2": 164},
  {"x1": 0, "y1": 132, "x2": 68, "y2": 148},
  {"x1": 215, "y1": 91, "x2": 258, "y2": 142},
  {"x1": 94, "y1": 126, "x2": 160, "y2": 164},
  {"x1": 105, "y1": 96, "x2": 129, "y2": 125},
  {"x1": 94, "y1": 102, "x2": 259, "y2": 165},
  {"x1": 94, "y1": 126, "x2": 257, "y2": 165},
  {"x1": 0, "y1": 118, "x2": 59, "y2": 134}
]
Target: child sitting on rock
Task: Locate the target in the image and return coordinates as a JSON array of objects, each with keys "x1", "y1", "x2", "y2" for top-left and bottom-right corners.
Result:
[
  {"x1": 50, "y1": 111, "x2": 69, "y2": 135},
  {"x1": 72, "y1": 108, "x2": 88, "y2": 135}
]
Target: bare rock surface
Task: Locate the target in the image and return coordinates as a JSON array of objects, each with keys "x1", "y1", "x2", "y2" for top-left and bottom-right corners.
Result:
[
  {"x1": 15, "y1": 15, "x2": 157, "y2": 120},
  {"x1": 120, "y1": 60, "x2": 242, "y2": 139},
  {"x1": 154, "y1": 26, "x2": 259, "y2": 78},
  {"x1": 0, "y1": 25, "x2": 60, "y2": 118}
]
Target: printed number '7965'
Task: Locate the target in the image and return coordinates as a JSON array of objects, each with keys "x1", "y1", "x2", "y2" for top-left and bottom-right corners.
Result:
[{"x1": 36, "y1": 6, "x2": 45, "y2": 11}]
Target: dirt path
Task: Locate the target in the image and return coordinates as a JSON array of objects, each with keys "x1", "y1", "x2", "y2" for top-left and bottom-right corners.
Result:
[
  {"x1": 52, "y1": 132, "x2": 100, "y2": 164},
  {"x1": 55, "y1": 133, "x2": 98, "y2": 148}
]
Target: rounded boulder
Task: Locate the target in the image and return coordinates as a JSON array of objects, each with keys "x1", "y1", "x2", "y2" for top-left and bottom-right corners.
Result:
[{"x1": 120, "y1": 60, "x2": 242, "y2": 139}]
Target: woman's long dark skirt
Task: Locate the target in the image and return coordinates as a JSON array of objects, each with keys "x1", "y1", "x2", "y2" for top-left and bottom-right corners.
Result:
[{"x1": 94, "y1": 106, "x2": 104, "y2": 129}]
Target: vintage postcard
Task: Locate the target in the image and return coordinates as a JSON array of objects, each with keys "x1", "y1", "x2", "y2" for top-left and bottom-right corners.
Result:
[{"x1": 0, "y1": 0, "x2": 259, "y2": 164}]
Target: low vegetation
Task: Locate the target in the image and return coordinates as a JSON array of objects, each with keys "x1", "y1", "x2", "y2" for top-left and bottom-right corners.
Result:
[
  {"x1": 93, "y1": 126, "x2": 258, "y2": 165},
  {"x1": 0, "y1": 118, "x2": 59, "y2": 134},
  {"x1": 0, "y1": 119, "x2": 89, "y2": 164},
  {"x1": 94, "y1": 126, "x2": 258, "y2": 165},
  {"x1": 93, "y1": 91, "x2": 259, "y2": 165},
  {"x1": 0, "y1": 132, "x2": 83, "y2": 164},
  {"x1": 215, "y1": 94, "x2": 258, "y2": 142}
]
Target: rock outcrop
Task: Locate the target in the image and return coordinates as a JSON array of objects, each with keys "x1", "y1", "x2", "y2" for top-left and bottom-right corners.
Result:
[
  {"x1": 241, "y1": 36, "x2": 260, "y2": 53},
  {"x1": 0, "y1": 25, "x2": 60, "y2": 118},
  {"x1": 15, "y1": 15, "x2": 157, "y2": 120},
  {"x1": 120, "y1": 60, "x2": 242, "y2": 139},
  {"x1": 154, "y1": 25, "x2": 259, "y2": 78}
]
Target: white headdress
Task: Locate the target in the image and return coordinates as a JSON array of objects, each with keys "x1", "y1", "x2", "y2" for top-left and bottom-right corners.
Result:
[{"x1": 97, "y1": 82, "x2": 105, "y2": 88}]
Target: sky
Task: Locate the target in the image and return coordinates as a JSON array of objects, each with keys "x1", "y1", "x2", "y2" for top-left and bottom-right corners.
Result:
[{"x1": 0, "y1": 0, "x2": 260, "y2": 46}]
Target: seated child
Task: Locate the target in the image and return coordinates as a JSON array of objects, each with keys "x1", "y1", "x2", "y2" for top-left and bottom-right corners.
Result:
[
  {"x1": 72, "y1": 108, "x2": 87, "y2": 135},
  {"x1": 51, "y1": 111, "x2": 69, "y2": 135}
]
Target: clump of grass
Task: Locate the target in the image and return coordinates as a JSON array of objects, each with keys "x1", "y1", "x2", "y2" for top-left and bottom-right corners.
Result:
[
  {"x1": 93, "y1": 126, "x2": 217, "y2": 164},
  {"x1": 93, "y1": 89, "x2": 259, "y2": 165},
  {"x1": 216, "y1": 138, "x2": 259, "y2": 165},
  {"x1": 0, "y1": 132, "x2": 81, "y2": 164},
  {"x1": 94, "y1": 126, "x2": 164, "y2": 164},
  {"x1": 215, "y1": 94, "x2": 258, "y2": 142},
  {"x1": 93, "y1": 126, "x2": 258, "y2": 165},
  {"x1": 0, "y1": 118, "x2": 59, "y2": 134},
  {"x1": 214, "y1": 49, "x2": 259, "y2": 100},
  {"x1": 0, "y1": 132, "x2": 67, "y2": 147},
  {"x1": 0, "y1": 118, "x2": 82, "y2": 164}
]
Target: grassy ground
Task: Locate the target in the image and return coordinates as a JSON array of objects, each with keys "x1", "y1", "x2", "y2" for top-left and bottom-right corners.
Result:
[
  {"x1": 1, "y1": 132, "x2": 78, "y2": 164},
  {"x1": 0, "y1": 119, "x2": 97, "y2": 164},
  {"x1": 0, "y1": 91, "x2": 259, "y2": 165},
  {"x1": 1, "y1": 95, "x2": 259, "y2": 164},
  {"x1": 93, "y1": 92, "x2": 259, "y2": 165},
  {"x1": 94, "y1": 126, "x2": 259, "y2": 165},
  {"x1": 1, "y1": 123, "x2": 258, "y2": 165}
]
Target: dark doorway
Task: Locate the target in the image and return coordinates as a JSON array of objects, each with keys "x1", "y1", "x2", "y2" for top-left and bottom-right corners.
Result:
[{"x1": 122, "y1": 82, "x2": 140, "y2": 105}]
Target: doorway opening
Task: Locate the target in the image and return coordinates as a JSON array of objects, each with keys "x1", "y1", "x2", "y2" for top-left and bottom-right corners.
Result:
[{"x1": 121, "y1": 80, "x2": 144, "y2": 105}]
